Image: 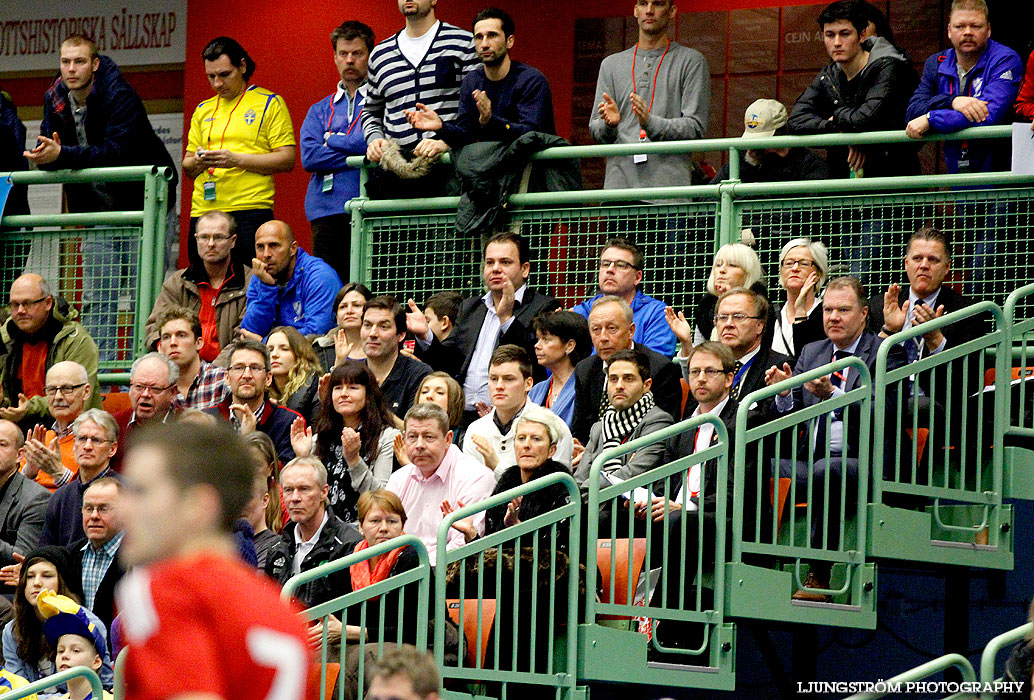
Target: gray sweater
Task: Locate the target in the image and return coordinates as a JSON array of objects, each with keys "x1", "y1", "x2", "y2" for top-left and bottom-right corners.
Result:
[{"x1": 588, "y1": 41, "x2": 710, "y2": 193}]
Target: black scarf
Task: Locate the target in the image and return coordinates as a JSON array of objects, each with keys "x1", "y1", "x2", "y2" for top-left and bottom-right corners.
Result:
[{"x1": 3, "y1": 313, "x2": 64, "y2": 401}]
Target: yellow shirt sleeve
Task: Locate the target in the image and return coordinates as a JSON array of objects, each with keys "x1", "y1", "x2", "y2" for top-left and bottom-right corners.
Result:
[{"x1": 261, "y1": 95, "x2": 296, "y2": 150}]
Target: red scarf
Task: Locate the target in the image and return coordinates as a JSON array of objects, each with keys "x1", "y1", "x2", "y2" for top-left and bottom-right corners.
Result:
[{"x1": 349, "y1": 539, "x2": 404, "y2": 591}]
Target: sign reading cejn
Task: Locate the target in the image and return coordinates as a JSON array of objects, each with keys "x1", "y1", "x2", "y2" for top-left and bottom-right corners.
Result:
[{"x1": 0, "y1": 0, "x2": 187, "y2": 73}]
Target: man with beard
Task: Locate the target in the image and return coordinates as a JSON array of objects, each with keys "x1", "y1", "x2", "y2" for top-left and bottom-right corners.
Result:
[
  {"x1": 405, "y1": 7, "x2": 555, "y2": 148},
  {"x1": 205, "y1": 339, "x2": 301, "y2": 464}
]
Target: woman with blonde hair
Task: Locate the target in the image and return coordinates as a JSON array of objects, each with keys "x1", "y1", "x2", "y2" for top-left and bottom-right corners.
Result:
[
  {"x1": 266, "y1": 325, "x2": 322, "y2": 423},
  {"x1": 771, "y1": 237, "x2": 828, "y2": 359}
]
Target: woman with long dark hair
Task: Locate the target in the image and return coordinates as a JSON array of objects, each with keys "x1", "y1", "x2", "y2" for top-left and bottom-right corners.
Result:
[
  {"x1": 289, "y1": 361, "x2": 400, "y2": 521},
  {"x1": 2, "y1": 546, "x2": 113, "y2": 686}
]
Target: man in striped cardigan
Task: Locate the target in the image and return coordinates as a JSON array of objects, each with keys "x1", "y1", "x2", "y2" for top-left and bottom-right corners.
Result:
[{"x1": 362, "y1": 0, "x2": 478, "y2": 166}]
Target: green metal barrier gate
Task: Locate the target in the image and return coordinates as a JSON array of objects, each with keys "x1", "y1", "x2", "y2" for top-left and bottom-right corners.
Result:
[{"x1": 0, "y1": 166, "x2": 171, "y2": 378}]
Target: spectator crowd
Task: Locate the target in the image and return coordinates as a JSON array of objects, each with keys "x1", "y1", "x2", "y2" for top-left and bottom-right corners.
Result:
[{"x1": 0, "y1": 0, "x2": 1031, "y2": 696}]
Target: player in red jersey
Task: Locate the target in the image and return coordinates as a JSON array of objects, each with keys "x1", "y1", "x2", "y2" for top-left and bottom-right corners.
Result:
[{"x1": 115, "y1": 422, "x2": 310, "y2": 700}]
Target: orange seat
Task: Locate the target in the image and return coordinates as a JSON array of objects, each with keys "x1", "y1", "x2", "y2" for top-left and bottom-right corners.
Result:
[
  {"x1": 307, "y1": 662, "x2": 340, "y2": 700},
  {"x1": 769, "y1": 477, "x2": 791, "y2": 531},
  {"x1": 445, "y1": 599, "x2": 497, "y2": 668},
  {"x1": 596, "y1": 538, "x2": 647, "y2": 621},
  {"x1": 679, "y1": 378, "x2": 691, "y2": 420},
  {"x1": 984, "y1": 367, "x2": 1034, "y2": 386},
  {"x1": 905, "y1": 427, "x2": 930, "y2": 462},
  {"x1": 101, "y1": 391, "x2": 132, "y2": 416}
]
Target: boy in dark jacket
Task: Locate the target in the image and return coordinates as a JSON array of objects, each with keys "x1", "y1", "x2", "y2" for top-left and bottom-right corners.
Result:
[{"x1": 788, "y1": 0, "x2": 919, "y2": 179}]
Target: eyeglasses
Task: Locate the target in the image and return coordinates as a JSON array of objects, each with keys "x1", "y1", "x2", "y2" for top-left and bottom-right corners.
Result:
[
  {"x1": 129, "y1": 382, "x2": 175, "y2": 395},
  {"x1": 44, "y1": 383, "x2": 87, "y2": 397},
  {"x1": 687, "y1": 367, "x2": 729, "y2": 377},
  {"x1": 781, "y1": 259, "x2": 815, "y2": 269},
  {"x1": 81, "y1": 504, "x2": 113, "y2": 515},
  {"x1": 228, "y1": 364, "x2": 268, "y2": 375},
  {"x1": 195, "y1": 233, "x2": 233, "y2": 244},
  {"x1": 74, "y1": 435, "x2": 112, "y2": 445},
  {"x1": 714, "y1": 313, "x2": 762, "y2": 324},
  {"x1": 9, "y1": 297, "x2": 48, "y2": 310},
  {"x1": 599, "y1": 259, "x2": 639, "y2": 271}
]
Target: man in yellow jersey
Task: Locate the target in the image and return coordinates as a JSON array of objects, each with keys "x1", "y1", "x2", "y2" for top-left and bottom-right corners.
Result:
[{"x1": 183, "y1": 36, "x2": 295, "y2": 269}]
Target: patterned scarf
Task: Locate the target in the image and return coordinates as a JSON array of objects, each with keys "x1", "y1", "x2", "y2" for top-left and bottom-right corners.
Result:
[
  {"x1": 349, "y1": 538, "x2": 405, "y2": 592},
  {"x1": 599, "y1": 391, "x2": 655, "y2": 471}
]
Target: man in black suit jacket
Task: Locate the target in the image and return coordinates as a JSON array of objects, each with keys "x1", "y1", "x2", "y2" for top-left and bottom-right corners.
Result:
[
  {"x1": 680, "y1": 287, "x2": 791, "y2": 413},
  {"x1": 408, "y1": 232, "x2": 559, "y2": 425},
  {"x1": 766, "y1": 277, "x2": 906, "y2": 599},
  {"x1": 867, "y1": 228, "x2": 983, "y2": 469},
  {"x1": 571, "y1": 296, "x2": 682, "y2": 444},
  {"x1": 0, "y1": 420, "x2": 50, "y2": 568}
]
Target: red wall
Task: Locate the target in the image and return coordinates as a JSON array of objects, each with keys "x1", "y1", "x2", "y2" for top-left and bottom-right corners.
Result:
[{"x1": 181, "y1": 0, "x2": 823, "y2": 255}]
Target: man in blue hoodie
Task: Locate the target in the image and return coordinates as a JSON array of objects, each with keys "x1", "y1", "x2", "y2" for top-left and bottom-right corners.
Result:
[
  {"x1": 25, "y1": 35, "x2": 178, "y2": 363},
  {"x1": 300, "y1": 21, "x2": 374, "y2": 284}
]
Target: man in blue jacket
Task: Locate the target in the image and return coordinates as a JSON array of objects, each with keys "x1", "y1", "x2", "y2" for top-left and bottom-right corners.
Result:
[
  {"x1": 239, "y1": 220, "x2": 342, "y2": 339},
  {"x1": 572, "y1": 238, "x2": 676, "y2": 358},
  {"x1": 300, "y1": 21, "x2": 373, "y2": 283},
  {"x1": 905, "y1": 0, "x2": 1022, "y2": 173}
]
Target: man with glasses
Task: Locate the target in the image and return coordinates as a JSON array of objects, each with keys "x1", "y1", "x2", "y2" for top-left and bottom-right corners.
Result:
[
  {"x1": 677, "y1": 287, "x2": 789, "y2": 412},
  {"x1": 573, "y1": 238, "x2": 676, "y2": 358},
  {"x1": 70, "y1": 477, "x2": 124, "y2": 631},
  {"x1": 144, "y1": 210, "x2": 252, "y2": 364},
  {"x1": 0, "y1": 274, "x2": 100, "y2": 428},
  {"x1": 21, "y1": 361, "x2": 94, "y2": 492},
  {"x1": 40, "y1": 409, "x2": 120, "y2": 547},
  {"x1": 125, "y1": 353, "x2": 179, "y2": 443},
  {"x1": 205, "y1": 338, "x2": 301, "y2": 463}
]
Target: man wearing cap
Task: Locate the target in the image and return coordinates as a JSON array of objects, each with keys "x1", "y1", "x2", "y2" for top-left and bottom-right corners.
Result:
[{"x1": 710, "y1": 100, "x2": 828, "y2": 183}]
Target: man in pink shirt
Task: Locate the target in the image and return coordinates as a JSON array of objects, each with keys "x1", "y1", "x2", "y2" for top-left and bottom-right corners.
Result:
[{"x1": 386, "y1": 403, "x2": 495, "y2": 564}]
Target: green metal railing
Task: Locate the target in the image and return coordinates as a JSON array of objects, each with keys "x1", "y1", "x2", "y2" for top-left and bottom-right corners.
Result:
[
  {"x1": 731, "y1": 356, "x2": 875, "y2": 627},
  {"x1": 343, "y1": 125, "x2": 1031, "y2": 314},
  {"x1": 979, "y1": 622, "x2": 1032, "y2": 700},
  {"x1": 435, "y1": 471, "x2": 581, "y2": 698},
  {"x1": 282, "y1": 534, "x2": 431, "y2": 700},
  {"x1": 0, "y1": 666, "x2": 105, "y2": 700},
  {"x1": 868, "y1": 302, "x2": 1013, "y2": 568},
  {"x1": 1004, "y1": 283, "x2": 1034, "y2": 440},
  {"x1": 582, "y1": 413, "x2": 734, "y2": 689},
  {"x1": 842, "y1": 653, "x2": 977, "y2": 700},
  {"x1": 0, "y1": 166, "x2": 171, "y2": 377}
]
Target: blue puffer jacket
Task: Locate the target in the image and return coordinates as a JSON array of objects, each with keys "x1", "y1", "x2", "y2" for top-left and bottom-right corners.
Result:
[
  {"x1": 240, "y1": 248, "x2": 342, "y2": 337},
  {"x1": 906, "y1": 39, "x2": 1022, "y2": 173}
]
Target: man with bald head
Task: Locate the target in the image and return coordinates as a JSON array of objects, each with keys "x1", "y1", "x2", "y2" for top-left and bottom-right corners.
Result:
[
  {"x1": 239, "y1": 219, "x2": 341, "y2": 340},
  {"x1": 0, "y1": 274, "x2": 100, "y2": 427},
  {"x1": 0, "y1": 419, "x2": 50, "y2": 566},
  {"x1": 571, "y1": 295, "x2": 683, "y2": 443},
  {"x1": 21, "y1": 361, "x2": 93, "y2": 491}
]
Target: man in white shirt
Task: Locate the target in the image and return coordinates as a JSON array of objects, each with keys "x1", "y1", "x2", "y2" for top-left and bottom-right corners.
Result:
[
  {"x1": 264, "y1": 456, "x2": 361, "y2": 608},
  {"x1": 463, "y1": 345, "x2": 572, "y2": 477},
  {"x1": 386, "y1": 404, "x2": 494, "y2": 564}
]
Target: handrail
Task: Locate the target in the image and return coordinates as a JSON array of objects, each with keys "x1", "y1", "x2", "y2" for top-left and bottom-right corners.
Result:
[
  {"x1": 280, "y1": 534, "x2": 429, "y2": 600},
  {"x1": 843, "y1": 653, "x2": 976, "y2": 700},
  {"x1": 585, "y1": 412, "x2": 728, "y2": 624},
  {"x1": 344, "y1": 124, "x2": 1013, "y2": 169},
  {"x1": 0, "y1": 666, "x2": 105, "y2": 700},
  {"x1": 3, "y1": 164, "x2": 174, "y2": 185},
  {"x1": 979, "y1": 622, "x2": 1032, "y2": 700}
]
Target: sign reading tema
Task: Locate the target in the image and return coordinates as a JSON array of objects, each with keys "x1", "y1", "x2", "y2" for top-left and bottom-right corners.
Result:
[{"x1": 0, "y1": 0, "x2": 187, "y2": 72}]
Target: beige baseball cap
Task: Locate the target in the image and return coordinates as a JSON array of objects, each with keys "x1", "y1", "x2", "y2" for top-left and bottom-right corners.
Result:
[{"x1": 742, "y1": 99, "x2": 788, "y2": 138}]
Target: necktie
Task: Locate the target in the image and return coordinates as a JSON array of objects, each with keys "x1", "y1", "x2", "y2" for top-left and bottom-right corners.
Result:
[{"x1": 731, "y1": 360, "x2": 743, "y2": 399}]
